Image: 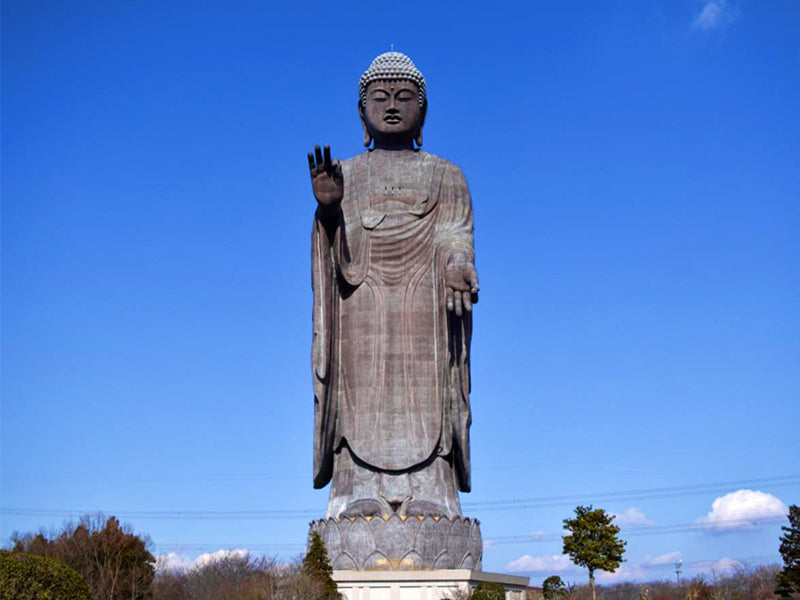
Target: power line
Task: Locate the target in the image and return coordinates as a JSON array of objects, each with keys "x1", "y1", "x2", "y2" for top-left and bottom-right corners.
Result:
[
  {"x1": 3, "y1": 473, "x2": 796, "y2": 520},
  {"x1": 463, "y1": 474, "x2": 800, "y2": 511},
  {"x1": 483, "y1": 515, "x2": 789, "y2": 545},
  {"x1": 156, "y1": 515, "x2": 785, "y2": 550}
]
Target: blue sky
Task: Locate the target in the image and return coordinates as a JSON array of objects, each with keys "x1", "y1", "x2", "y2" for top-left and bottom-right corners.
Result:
[{"x1": 2, "y1": 0, "x2": 798, "y2": 587}]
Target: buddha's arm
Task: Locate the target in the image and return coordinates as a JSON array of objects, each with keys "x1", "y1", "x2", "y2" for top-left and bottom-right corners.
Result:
[{"x1": 438, "y1": 163, "x2": 479, "y2": 316}]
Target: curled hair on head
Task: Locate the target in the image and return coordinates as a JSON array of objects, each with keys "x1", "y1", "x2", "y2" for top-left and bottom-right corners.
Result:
[{"x1": 359, "y1": 52, "x2": 426, "y2": 107}]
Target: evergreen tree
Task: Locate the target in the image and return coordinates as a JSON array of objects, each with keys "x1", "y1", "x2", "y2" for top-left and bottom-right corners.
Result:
[
  {"x1": 302, "y1": 530, "x2": 340, "y2": 600},
  {"x1": 563, "y1": 505, "x2": 626, "y2": 600},
  {"x1": 469, "y1": 581, "x2": 505, "y2": 600},
  {"x1": 776, "y1": 504, "x2": 800, "y2": 598},
  {"x1": 542, "y1": 575, "x2": 567, "y2": 599}
]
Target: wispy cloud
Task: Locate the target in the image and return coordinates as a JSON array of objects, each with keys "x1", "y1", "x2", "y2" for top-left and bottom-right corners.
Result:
[
  {"x1": 693, "y1": 557, "x2": 743, "y2": 574},
  {"x1": 696, "y1": 489, "x2": 788, "y2": 532},
  {"x1": 612, "y1": 507, "x2": 654, "y2": 528},
  {"x1": 642, "y1": 551, "x2": 682, "y2": 567},
  {"x1": 529, "y1": 529, "x2": 547, "y2": 540},
  {"x1": 596, "y1": 564, "x2": 646, "y2": 583},
  {"x1": 506, "y1": 554, "x2": 572, "y2": 572},
  {"x1": 692, "y1": 0, "x2": 739, "y2": 30},
  {"x1": 595, "y1": 554, "x2": 679, "y2": 583}
]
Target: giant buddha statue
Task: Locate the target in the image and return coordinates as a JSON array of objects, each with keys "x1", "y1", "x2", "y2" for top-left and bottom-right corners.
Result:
[{"x1": 307, "y1": 52, "x2": 482, "y2": 570}]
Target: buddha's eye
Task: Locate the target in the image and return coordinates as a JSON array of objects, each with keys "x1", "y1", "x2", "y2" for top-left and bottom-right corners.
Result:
[
  {"x1": 396, "y1": 90, "x2": 415, "y2": 102},
  {"x1": 370, "y1": 91, "x2": 390, "y2": 102}
]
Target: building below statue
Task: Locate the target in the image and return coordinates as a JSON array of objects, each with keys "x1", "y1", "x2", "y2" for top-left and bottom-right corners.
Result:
[
  {"x1": 310, "y1": 515, "x2": 482, "y2": 570},
  {"x1": 332, "y1": 569, "x2": 530, "y2": 600}
]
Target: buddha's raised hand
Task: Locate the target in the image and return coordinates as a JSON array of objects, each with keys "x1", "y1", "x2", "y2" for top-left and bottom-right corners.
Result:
[
  {"x1": 444, "y1": 254, "x2": 479, "y2": 317},
  {"x1": 308, "y1": 144, "x2": 343, "y2": 208}
]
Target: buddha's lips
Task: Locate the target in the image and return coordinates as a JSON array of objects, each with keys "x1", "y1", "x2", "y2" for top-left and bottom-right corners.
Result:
[{"x1": 384, "y1": 116, "x2": 401, "y2": 124}]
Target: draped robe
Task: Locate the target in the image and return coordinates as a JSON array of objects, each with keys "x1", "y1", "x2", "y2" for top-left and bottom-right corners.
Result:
[{"x1": 312, "y1": 150, "x2": 474, "y2": 495}]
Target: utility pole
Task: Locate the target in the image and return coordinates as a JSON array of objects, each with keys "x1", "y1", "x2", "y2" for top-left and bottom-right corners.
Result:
[{"x1": 674, "y1": 559, "x2": 683, "y2": 583}]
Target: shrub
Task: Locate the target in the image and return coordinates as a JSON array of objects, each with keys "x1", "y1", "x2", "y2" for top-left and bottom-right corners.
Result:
[{"x1": 0, "y1": 550, "x2": 92, "y2": 600}]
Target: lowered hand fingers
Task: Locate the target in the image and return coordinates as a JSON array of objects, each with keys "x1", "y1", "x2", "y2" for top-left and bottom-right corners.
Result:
[{"x1": 462, "y1": 290, "x2": 472, "y2": 312}]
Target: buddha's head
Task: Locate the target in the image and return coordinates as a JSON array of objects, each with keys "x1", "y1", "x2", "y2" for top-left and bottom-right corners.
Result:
[{"x1": 358, "y1": 52, "x2": 427, "y2": 148}]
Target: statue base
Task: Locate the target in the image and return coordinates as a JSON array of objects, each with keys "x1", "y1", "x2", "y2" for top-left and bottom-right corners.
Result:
[
  {"x1": 309, "y1": 515, "x2": 482, "y2": 570},
  {"x1": 331, "y1": 569, "x2": 530, "y2": 600}
]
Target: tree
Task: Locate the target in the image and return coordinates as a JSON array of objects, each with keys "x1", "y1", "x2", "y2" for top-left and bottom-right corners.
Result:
[
  {"x1": 542, "y1": 575, "x2": 567, "y2": 599},
  {"x1": 0, "y1": 550, "x2": 93, "y2": 600},
  {"x1": 562, "y1": 505, "x2": 626, "y2": 600},
  {"x1": 468, "y1": 581, "x2": 505, "y2": 600},
  {"x1": 10, "y1": 513, "x2": 155, "y2": 600},
  {"x1": 776, "y1": 504, "x2": 800, "y2": 598},
  {"x1": 302, "y1": 531, "x2": 340, "y2": 600}
]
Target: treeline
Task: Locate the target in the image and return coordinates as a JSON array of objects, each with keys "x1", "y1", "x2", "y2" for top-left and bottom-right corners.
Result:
[
  {"x1": 4, "y1": 509, "x2": 799, "y2": 600},
  {"x1": 152, "y1": 552, "x2": 330, "y2": 600},
  {"x1": 4, "y1": 515, "x2": 339, "y2": 600},
  {"x1": 531, "y1": 565, "x2": 784, "y2": 600}
]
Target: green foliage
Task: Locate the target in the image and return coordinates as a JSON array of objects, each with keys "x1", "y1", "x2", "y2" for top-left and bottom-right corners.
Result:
[
  {"x1": 542, "y1": 575, "x2": 567, "y2": 599},
  {"x1": 0, "y1": 550, "x2": 93, "y2": 600},
  {"x1": 563, "y1": 505, "x2": 626, "y2": 600},
  {"x1": 302, "y1": 531, "x2": 340, "y2": 600},
  {"x1": 469, "y1": 581, "x2": 505, "y2": 600},
  {"x1": 776, "y1": 504, "x2": 800, "y2": 598}
]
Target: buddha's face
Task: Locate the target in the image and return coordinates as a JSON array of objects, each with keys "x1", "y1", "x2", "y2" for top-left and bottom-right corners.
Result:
[{"x1": 361, "y1": 80, "x2": 424, "y2": 144}]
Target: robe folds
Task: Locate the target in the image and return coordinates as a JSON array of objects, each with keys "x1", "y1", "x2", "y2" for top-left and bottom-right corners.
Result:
[{"x1": 312, "y1": 150, "x2": 474, "y2": 493}]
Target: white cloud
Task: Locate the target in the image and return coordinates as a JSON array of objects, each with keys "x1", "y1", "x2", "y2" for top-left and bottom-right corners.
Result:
[
  {"x1": 194, "y1": 548, "x2": 249, "y2": 569},
  {"x1": 156, "y1": 548, "x2": 250, "y2": 572},
  {"x1": 612, "y1": 507, "x2": 654, "y2": 528},
  {"x1": 692, "y1": 0, "x2": 739, "y2": 30},
  {"x1": 515, "y1": 551, "x2": 683, "y2": 584},
  {"x1": 506, "y1": 554, "x2": 572, "y2": 572},
  {"x1": 697, "y1": 489, "x2": 788, "y2": 532},
  {"x1": 155, "y1": 552, "x2": 194, "y2": 572}
]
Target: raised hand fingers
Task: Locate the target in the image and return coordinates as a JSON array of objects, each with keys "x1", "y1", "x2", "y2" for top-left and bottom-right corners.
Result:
[
  {"x1": 309, "y1": 145, "x2": 338, "y2": 178},
  {"x1": 308, "y1": 152, "x2": 316, "y2": 176},
  {"x1": 323, "y1": 145, "x2": 332, "y2": 173},
  {"x1": 315, "y1": 145, "x2": 324, "y2": 171}
]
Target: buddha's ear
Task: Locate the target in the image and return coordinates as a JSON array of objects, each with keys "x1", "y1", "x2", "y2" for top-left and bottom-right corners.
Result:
[
  {"x1": 415, "y1": 99, "x2": 428, "y2": 148},
  {"x1": 358, "y1": 100, "x2": 372, "y2": 147}
]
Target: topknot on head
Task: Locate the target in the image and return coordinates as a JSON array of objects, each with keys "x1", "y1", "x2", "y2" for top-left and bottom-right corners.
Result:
[{"x1": 359, "y1": 52, "x2": 426, "y2": 107}]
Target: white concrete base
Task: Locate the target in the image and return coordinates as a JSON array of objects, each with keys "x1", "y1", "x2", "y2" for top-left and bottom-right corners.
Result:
[{"x1": 332, "y1": 569, "x2": 530, "y2": 600}]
